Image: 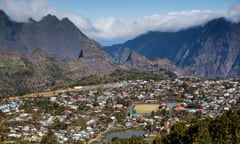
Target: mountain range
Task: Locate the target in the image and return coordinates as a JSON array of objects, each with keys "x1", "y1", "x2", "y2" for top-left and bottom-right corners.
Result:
[
  {"x1": 0, "y1": 10, "x2": 177, "y2": 96},
  {"x1": 105, "y1": 18, "x2": 240, "y2": 78},
  {"x1": 0, "y1": 10, "x2": 239, "y2": 96}
]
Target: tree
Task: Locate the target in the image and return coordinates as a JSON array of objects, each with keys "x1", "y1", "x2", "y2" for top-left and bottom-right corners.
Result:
[
  {"x1": 159, "y1": 110, "x2": 240, "y2": 144},
  {"x1": 111, "y1": 136, "x2": 121, "y2": 144},
  {"x1": 167, "y1": 122, "x2": 189, "y2": 144},
  {"x1": 209, "y1": 110, "x2": 240, "y2": 144},
  {"x1": 151, "y1": 111, "x2": 155, "y2": 117},
  {"x1": 187, "y1": 118, "x2": 212, "y2": 144},
  {"x1": 74, "y1": 140, "x2": 84, "y2": 144},
  {"x1": 152, "y1": 136, "x2": 162, "y2": 144},
  {"x1": 40, "y1": 132, "x2": 59, "y2": 144}
]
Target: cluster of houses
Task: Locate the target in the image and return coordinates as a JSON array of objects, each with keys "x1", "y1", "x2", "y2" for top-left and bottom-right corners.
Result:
[
  {"x1": 123, "y1": 77, "x2": 239, "y2": 134},
  {"x1": 0, "y1": 77, "x2": 239, "y2": 143}
]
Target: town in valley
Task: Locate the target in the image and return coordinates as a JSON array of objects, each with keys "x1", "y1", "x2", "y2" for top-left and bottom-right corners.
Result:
[{"x1": 0, "y1": 76, "x2": 239, "y2": 143}]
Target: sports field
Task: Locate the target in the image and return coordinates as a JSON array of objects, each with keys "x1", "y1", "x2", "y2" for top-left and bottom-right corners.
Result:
[{"x1": 134, "y1": 104, "x2": 160, "y2": 114}]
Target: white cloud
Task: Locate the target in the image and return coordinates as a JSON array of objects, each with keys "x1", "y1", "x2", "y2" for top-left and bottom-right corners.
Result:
[
  {"x1": 88, "y1": 10, "x2": 225, "y2": 40},
  {"x1": 0, "y1": 0, "x2": 239, "y2": 42},
  {"x1": 227, "y1": 3, "x2": 240, "y2": 23},
  {"x1": 0, "y1": 0, "x2": 96, "y2": 35},
  {"x1": 0, "y1": 0, "x2": 51, "y2": 21},
  {"x1": 57, "y1": 12, "x2": 96, "y2": 32}
]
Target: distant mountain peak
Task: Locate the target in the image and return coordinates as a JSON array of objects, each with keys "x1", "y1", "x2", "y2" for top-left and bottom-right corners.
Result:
[
  {"x1": 206, "y1": 17, "x2": 229, "y2": 25},
  {"x1": 126, "y1": 51, "x2": 149, "y2": 63},
  {"x1": 40, "y1": 15, "x2": 76, "y2": 26},
  {"x1": 0, "y1": 10, "x2": 9, "y2": 21},
  {"x1": 62, "y1": 17, "x2": 71, "y2": 23},
  {"x1": 28, "y1": 17, "x2": 36, "y2": 23},
  {"x1": 41, "y1": 14, "x2": 59, "y2": 22},
  {"x1": 0, "y1": 9, "x2": 6, "y2": 16},
  {"x1": 79, "y1": 40, "x2": 113, "y2": 62},
  {"x1": 31, "y1": 48, "x2": 46, "y2": 56}
]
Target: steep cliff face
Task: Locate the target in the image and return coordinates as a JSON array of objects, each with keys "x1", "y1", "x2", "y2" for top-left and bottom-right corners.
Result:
[
  {"x1": 122, "y1": 52, "x2": 187, "y2": 76},
  {"x1": 69, "y1": 40, "x2": 117, "y2": 77},
  {"x1": 105, "y1": 18, "x2": 240, "y2": 78},
  {"x1": 175, "y1": 18, "x2": 240, "y2": 77},
  {"x1": 0, "y1": 11, "x2": 89, "y2": 61}
]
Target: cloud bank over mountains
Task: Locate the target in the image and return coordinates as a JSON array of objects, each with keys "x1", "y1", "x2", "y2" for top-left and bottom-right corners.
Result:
[{"x1": 0, "y1": 0, "x2": 239, "y2": 42}]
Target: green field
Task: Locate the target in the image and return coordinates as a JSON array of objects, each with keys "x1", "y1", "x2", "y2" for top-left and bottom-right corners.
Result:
[{"x1": 134, "y1": 104, "x2": 160, "y2": 114}]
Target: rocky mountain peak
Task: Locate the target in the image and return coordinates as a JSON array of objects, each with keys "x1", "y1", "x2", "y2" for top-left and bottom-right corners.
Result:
[
  {"x1": 0, "y1": 10, "x2": 7, "y2": 17},
  {"x1": 79, "y1": 40, "x2": 113, "y2": 62},
  {"x1": 40, "y1": 14, "x2": 59, "y2": 23},
  {"x1": 205, "y1": 17, "x2": 231, "y2": 27},
  {"x1": 0, "y1": 11, "x2": 91, "y2": 62},
  {"x1": 28, "y1": 17, "x2": 36, "y2": 23},
  {"x1": 31, "y1": 48, "x2": 47, "y2": 58},
  {"x1": 126, "y1": 51, "x2": 148, "y2": 62},
  {"x1": 0, "y1": 10, "x2": 10, "y2": 23},
  {"x1": 61, "y1": 17, "x2": 72, "y2": 24},
  {"x1": 122, "y1": 51, "x2": 186, "y2": 76}
]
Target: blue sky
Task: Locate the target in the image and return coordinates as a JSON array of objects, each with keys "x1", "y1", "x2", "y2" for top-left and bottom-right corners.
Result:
[
  {"x1": 0, "y1": 0, "x2": 240, "y2": 45},
  {"x1": 49, "y1": 0, "x2": 238, "y2": 20}
]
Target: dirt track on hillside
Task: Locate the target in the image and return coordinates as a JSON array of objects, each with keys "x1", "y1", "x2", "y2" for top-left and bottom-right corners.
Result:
[{"x1": 22, "y1": 84, "x2": 104, "y2": 98}]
